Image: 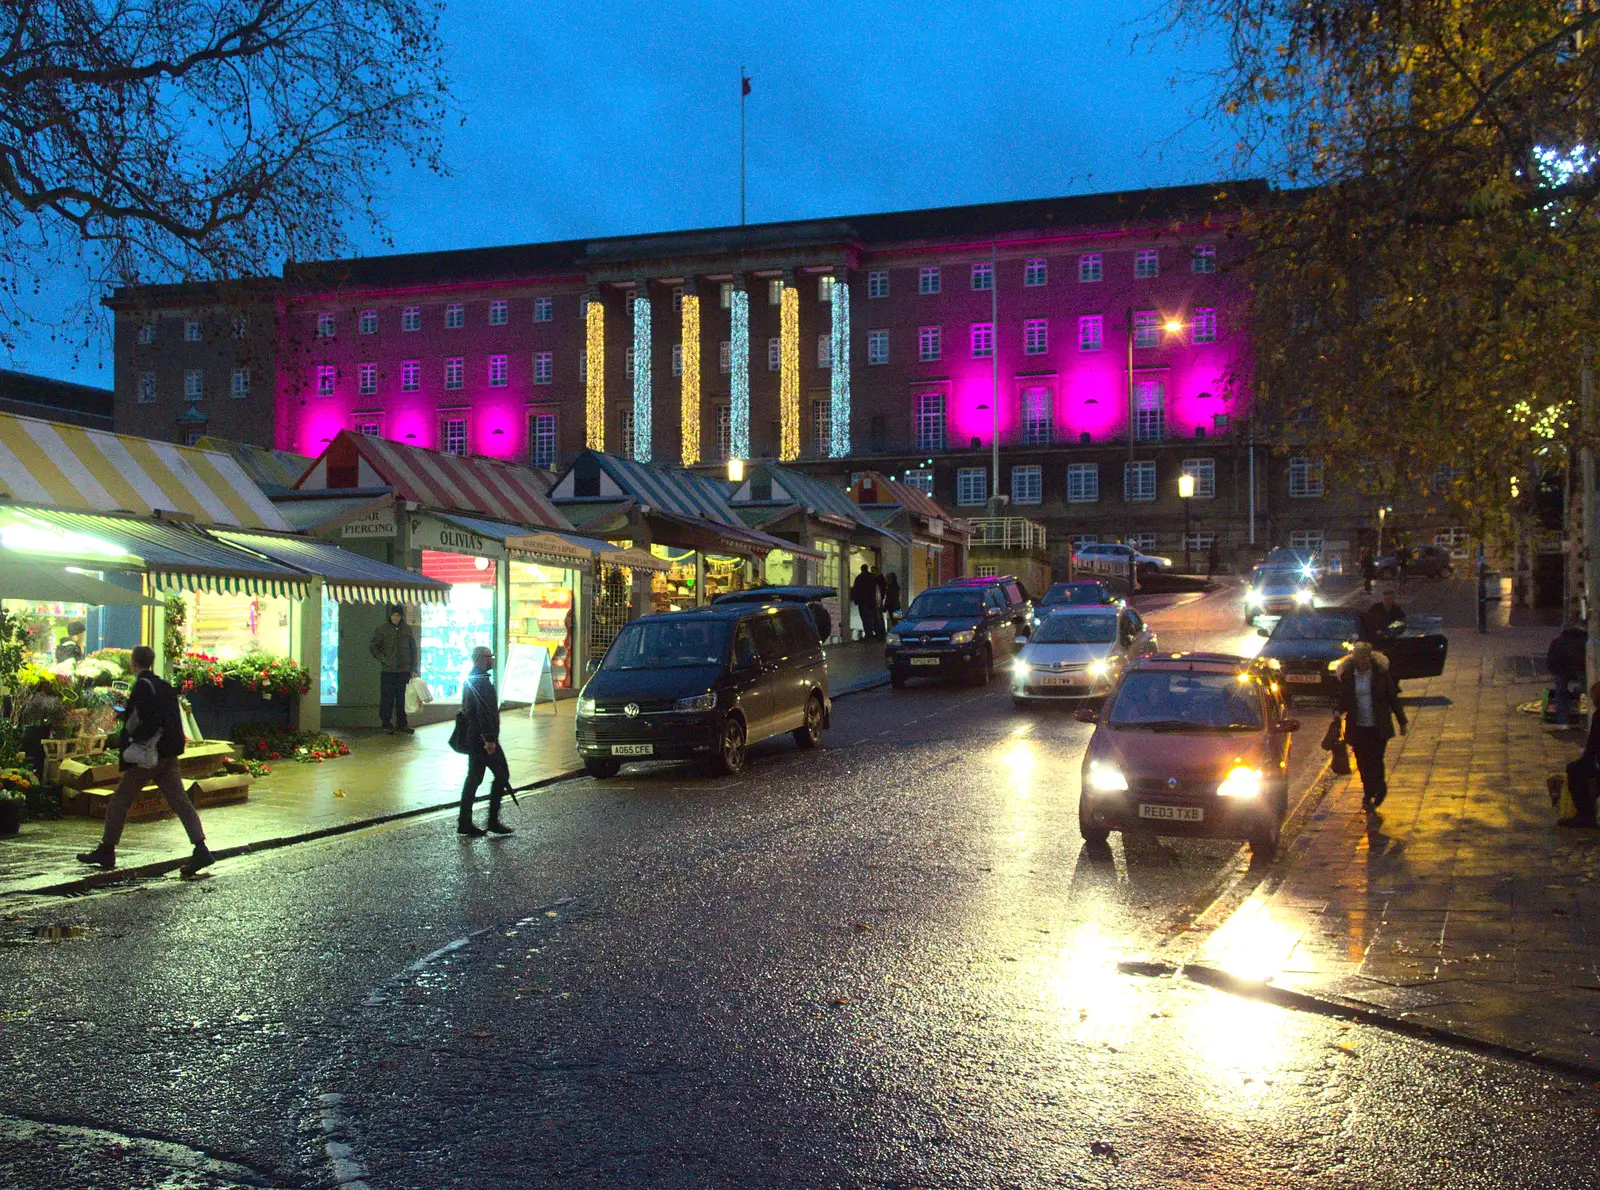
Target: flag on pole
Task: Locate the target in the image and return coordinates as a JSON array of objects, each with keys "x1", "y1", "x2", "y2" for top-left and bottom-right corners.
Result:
[{"x1": 742, "y1": 75, "x2": 752, "y2": 96}]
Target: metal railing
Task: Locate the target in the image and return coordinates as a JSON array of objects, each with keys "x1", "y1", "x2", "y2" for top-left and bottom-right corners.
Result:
[{"x1": 961, "y1": 517, "x2": 1048, "y2": 550}]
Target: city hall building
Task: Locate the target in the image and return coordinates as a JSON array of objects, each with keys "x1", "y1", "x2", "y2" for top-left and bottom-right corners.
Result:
[{"x1": 109, "y1": 179, "x2": 1447, "y2": 574}]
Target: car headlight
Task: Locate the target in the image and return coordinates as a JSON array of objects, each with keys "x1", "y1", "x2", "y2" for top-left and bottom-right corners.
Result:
[
  {"x1": 577, "y1": 696, "x2": 597, "y2": 717},
  {"x1": 1246, "y1": 589, "x2": 1264, "y2": 605},
  {"x1": 674, "y1": 692, "x2": 717, "y2": 713},
  {"x1": 1293, "y1": 589, "x2": 1313, "y2": 606},
  {"x1": 950, "y1": 629, "x2": 976, "y2": 645},
  {"x1": 1086, "y1": 760, "x2": 1129, "y2": 793},
  {"x1": 1086, "y1": 659, "x2": 1110, "y2": 678},
  {"x1": 1013, "y1": 660, "x2": 1031, "y2": 678},
  {"x1": 1217, "y1": 765, "x2": 1263, "y2": 798},
  {"x1": 886, "y1": 632, "x2": 902, "y2": 646}
]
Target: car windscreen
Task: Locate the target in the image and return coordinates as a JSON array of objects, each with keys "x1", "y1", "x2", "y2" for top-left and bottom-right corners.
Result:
[
  {"x1": 905, "y1": 591, "x2": 985, "y2": 618},
  {"x1": 603, "y1": 619, "x2": 730, "y2": 669},
  {"x1": 1107, "y1": 671, "x2": 1263, "y2": 730},
  {"x1": 1271, "y1": 614, "x2": 1358, "y2": 641},
  {"x1": 1032, "y1": 612, "x2": 1118, "y2": 644},
  {"x1": 1041, "y1": 583, "x2": 1105, "y2": 606},
  {"x1": 1255, "y1": 568, "x2": 1306, "y2": 590}
]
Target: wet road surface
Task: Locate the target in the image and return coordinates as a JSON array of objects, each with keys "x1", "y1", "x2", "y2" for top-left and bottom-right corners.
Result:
[{"x1": 3, "y1": 584, "x2": 1598, "y2": 1188}]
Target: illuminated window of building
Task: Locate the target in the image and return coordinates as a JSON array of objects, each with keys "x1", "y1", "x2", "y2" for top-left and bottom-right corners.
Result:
[
  {"x1": 767, "y1": 337, "x2": 780, "y2": 372},
  {"x1": 402, "y1": 307, "x2": 420, "y2": 331},
  {"x1": 445, "y1": 357, "x2": 463, "y2": 390},
  {"x1": 358, "y1": 363, "x2": 376, "y2": 394},
  {"x1": 489, "y1": 300, "x2": 508, "y2": 325},
  {"x1": 359, "y1": 309, "x2": 377, "y2": 335},
  {"x1": 1024, "y1": 318, "x2": 1048, "y2": 355},
  {"x1": 915, "y1": 393, "x2": 945, "y2": 451},
  {"x1": 919, "y1": 266, "x2": 940, "y2": 295},
  {"x1": 137, "y1": 373, "x2": 155, "y2": 403},
  {"x1": 534, "y1": 351, "x2": 553, "y2": 385},
  {"x1": 768, "y1": 278, "x2": 783, "y2": 306},
  {"x1": 903, "y1": 468, "x2": 933, "y2": 495},
  {"x1": 1079, "y1": 315, "x2": 1103, "y2": 351},
  {"x1": 811, "y1": 398, "x2": 831, "y2": 457},
  {"x1": 867, "y1": 271, "x2": 889, "y2": 299},
  {"x1": 442, "y1": 417, "x2": 467, "y2": 456},
  {"x1": 970, "y1": 262, "x2": 993, "y2": 291},
  {"x1": 231, "y1": 368, "x2": 249, "y2": 399},
  {"x1": 401, "y1": 360, "x2": 420, "y2": 390},
  {"x1": 715, "y1": 405, "x2": 732, "y2": 460},
  {"x1": 1193, "y1": 307, "x2": 1218, "y2": 343},
  {"x1": 956, "y1": 467, "x2": 987, "y2": 506},
  {"x1": 720, "y1": 341, "x2": 732, "y2": 374},
  {"x1": 1192, "y1": 244, "x2": 1217, "y2": 274},
  {"x1": 1011, "y1": 465, "x2": 1042, "y2": 505},
  {"x1": 970, "y1": 322, "x2": 993, "y2": 358},
  {"x1": 1289, "y1": 457, "x2": 1324, "y2": 498},
  {"x1": 1021, "y1": 386, "x2": 1051, "y2": 445},
  {"x1": 1067, "y1": 463, "x2": 1098, "y2": 503},
  {"x1": 1124, "y1": 460, "x2": 1156, "y2": 501},
  {"x1": 1078, "y1": 254, "x2": 1102, "y2": 283},
  {"x1": 1134, "y1": 249, "x2": 1159, "y2": 279},
  {"x1": 1133, "y1": 310, "x2": 1159, "y2": 349},
  {"x1": 817, "y1": 334, "x2": 832, "y2": 369},
  {"x1": 530, "y1": 411, "x2": 557, "y2": 468},
  {"x1": 534, "y1": 297, "x2": 553, "y2": 322},
  {"x1": 1181, "y1": 457, "x2": 1216, "y2": 499},
  {"x1": 488, "y1": 354, "x2": 508, "y2": 387}
]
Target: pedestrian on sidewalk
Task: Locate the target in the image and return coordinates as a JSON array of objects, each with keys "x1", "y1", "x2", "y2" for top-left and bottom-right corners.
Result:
[
  {"x1": 457, "y1": 646, "x2": 514, "y2": 837},
  {"x1": 1395, "y1": 542, "x2": 1411, "y2": 586},
  {"x1": 1359, "y1": 550, "x2": 1377, "y2": 594},
  {"x1": 851, "y1": 564, "x2": 882, "y2": 642},
  {"x1": 882, "y1": 572, "x2": 902, "y2": 629},
  {"x1": 1207, "y1": 538, "x2": 1221, "y2": 577},
  {"x1": 1546, "y1": 616, "x2": 1588, "y2": 727},
  {"x1": 1361, "y1": 588, "x2": 1406, "y2": 643},
  {"x1": 370, "y1": 604, "x2": 418, "y2": 735},
  {"x1": 1551, "y1": 681, "x2": 1600, "y2": 828},
  {"x1": 1335, "y1": 642, "x2": 1408, "y2": 810},
  {"x1": 76, "y1": 646, "x2": 213, "y2": 875}
]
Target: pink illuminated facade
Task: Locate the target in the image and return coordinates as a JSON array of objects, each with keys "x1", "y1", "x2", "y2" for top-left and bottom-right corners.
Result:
[{"x1": 112, "y1": 180, "x2": 1409, "y2": 571}]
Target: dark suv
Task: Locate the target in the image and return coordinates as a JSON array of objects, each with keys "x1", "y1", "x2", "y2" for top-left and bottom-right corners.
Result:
[
  {"x1": 577, "y1": 604, "x2": 830, "y2": 777},
  {"x1": 886, "y1": 581, "x2": 1026, "y2": 687}
]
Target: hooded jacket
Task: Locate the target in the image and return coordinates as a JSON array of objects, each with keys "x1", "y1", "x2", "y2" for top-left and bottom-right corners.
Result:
[
  {"x1": 369, "y1": 606, "x2": 419, "y2": 673},
  {"x1": 1334, "y1": 653, "x2": 1407, "y2": 741}
]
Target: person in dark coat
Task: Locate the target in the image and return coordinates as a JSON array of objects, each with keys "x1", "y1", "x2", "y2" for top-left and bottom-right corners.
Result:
[
  {"x1": 1335, "y1": 642, "x2": 1408, "y2": 810},
  {"x1": 1547, "y1": 620, "x2": 1588, "y2": 727},
  {"x1": 1395, "y1": 543, "x2": 1412, "y2": 586},
  {"x1": 1361, "y1": 589, "x2": 1406, "y2": 642},
  {"x1": 1552, "y1": 681, "x2": 1600, "y2": 828},
  {"x1": 1206, "y1": 538, "x2": 1221, "y2": 577},
  {"x1": 369, "y1": 604, "x2": 419, "y2": 734},
  {"x1": 850, "y1": 564, "x2": 882, "y2": 641},
  {"x1": 76, "y1": 645, "x2": 212, "y2": 874},
  {"x1": 1359, "y1": 550, "x2": 1377, "y2": 594},
  {"x1": 882, "y1": 573, "x2": 902, "y2": 628},
  {"x1": 458, "y1": 646, "x2": 513, "y2": 837}
]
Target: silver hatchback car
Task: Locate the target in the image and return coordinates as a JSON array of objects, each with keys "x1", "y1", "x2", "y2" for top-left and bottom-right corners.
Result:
[{"x1": 1012, "y1": 605, "x2": 1158, "y2": 706}]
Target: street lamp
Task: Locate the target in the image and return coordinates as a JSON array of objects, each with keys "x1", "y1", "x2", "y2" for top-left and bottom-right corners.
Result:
[
  {"x1": 727, "y1": 457, "x2": 745, "y2": 483},
  {"x1": 1178, "y1": 473, "x2": 1196, "y2": 573},
  {"x1": 1125, "y1": 309, "x2": 1190, "y2": 547}
]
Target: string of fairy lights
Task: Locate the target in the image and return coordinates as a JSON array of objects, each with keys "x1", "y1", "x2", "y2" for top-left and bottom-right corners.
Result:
[
  {"x1": 778, "y1": 283, "x2": 800, "y2": 461},
  {"x1": 631, "y1": 292, "x2": 652, "y2": 462},
  {"x1": 585, "y1": 298, "x2": 605, "y2": 450},
  {"x1": 729, "y1": 286, "x2": 751, "y2": 459},
  {"x1": 828, "y1": 279, "x2": 850, "y2": 458},
  {"x1": 680, "y1": 293, "x2": 701, "y2": 465}
]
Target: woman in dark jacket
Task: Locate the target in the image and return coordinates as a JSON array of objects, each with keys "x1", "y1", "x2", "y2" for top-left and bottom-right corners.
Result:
[
  {"x1": 1335, "y1": 642, "x2": 1408, "y2": 809},
  {"x1": 882, "y1": 573, "x2": 902, "y2": 628},
  {"x1": 458, "y1": 646, "x2": 513, "y2": 837}
]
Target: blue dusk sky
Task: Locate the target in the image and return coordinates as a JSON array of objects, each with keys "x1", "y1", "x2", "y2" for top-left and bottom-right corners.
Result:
[{"x1": 12, "y1": 0, "x2": 1242, "y2": 388}]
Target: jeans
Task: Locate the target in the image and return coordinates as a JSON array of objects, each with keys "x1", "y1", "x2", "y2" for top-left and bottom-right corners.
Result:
[
  {"x1": 379, "y1": 670, "x2": 411, "y2": 728},
  {"x1": 1347, "y1": 724, "x2": 1389, "y2": 804},
  {"x1": 460, "y1": 746, "x2": 511, "y2": 826},
  {"x1": 100, "y1": 758, "x2": 206, "y2": 848}
]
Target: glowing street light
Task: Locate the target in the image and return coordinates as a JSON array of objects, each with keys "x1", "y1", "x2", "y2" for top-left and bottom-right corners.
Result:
[
  {"x1": 727, "y1": 457, "x2": 745, "y2": 483},
  {"x1": 1178, "y1": 472, "x2": 1196, "y2": 573}
]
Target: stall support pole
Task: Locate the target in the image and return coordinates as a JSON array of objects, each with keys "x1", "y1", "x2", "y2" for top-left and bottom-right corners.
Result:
[
  {"x1": 696, "y1": 552, "x2": 707, "y2": 607},
  {"x1": 296, "y1": 578, "x2": 323, "y2": 733}
]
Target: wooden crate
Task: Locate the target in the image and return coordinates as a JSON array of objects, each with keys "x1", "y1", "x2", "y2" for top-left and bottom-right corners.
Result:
[{"x1": 64, "y1": 774, "x2": 252, "y2": 821}]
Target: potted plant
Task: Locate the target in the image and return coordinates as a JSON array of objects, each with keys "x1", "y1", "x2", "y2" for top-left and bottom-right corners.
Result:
[
  {"x1": 172, "y1": 652, "x2": 311, "y2": 739},
  {"x1": 0, "y1": 769, "x2": 35, "y2": 835}
]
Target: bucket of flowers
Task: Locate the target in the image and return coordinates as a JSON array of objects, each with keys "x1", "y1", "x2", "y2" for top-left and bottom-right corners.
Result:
[{"x1": 0, "y1": 767, "x2": 38, "y2": 835}]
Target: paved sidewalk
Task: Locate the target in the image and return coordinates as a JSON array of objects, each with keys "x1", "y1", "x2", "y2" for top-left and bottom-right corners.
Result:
[{"x1": 1192, "y1": 581, "x2": 1600, "y2": 1073}]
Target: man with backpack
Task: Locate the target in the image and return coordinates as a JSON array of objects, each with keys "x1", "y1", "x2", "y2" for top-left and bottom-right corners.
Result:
[{"x1": 76, "y1": 645, "x2": 213, "y2": 875}]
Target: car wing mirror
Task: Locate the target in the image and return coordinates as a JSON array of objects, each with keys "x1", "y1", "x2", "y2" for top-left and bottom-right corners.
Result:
[
  {"x1": 1276, "y1": 717, "x2": 1301, "y2": 733},
  {"x1": 1073, "y1": 707, "x2": 1100, "y2": 725},
  {"x1": 1257, "y1": 627, "x2": 1271, "y2": 638},
  {"x1": 1015, "y1": 635, "x2": 1029, "y2": 646}
]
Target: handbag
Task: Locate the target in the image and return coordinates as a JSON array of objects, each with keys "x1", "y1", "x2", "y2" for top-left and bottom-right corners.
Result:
[
  {"x1": 120, "y1": 701, "x2": 161, "y2": 768},
  {"x1": 404, "y1": 677, "x2": 434, "y2": 716},
  {"x1": 447, "y1": 710, "x2": 470, "y2": 755},
  {"x1": 1319, "y1": 717, "x2": 1343, "y2": 751}
]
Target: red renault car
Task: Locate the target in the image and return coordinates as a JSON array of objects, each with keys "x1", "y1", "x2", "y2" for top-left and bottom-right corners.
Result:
[{"x1": 1076, "y1": 653, "x2": 1299, "y2": 858}]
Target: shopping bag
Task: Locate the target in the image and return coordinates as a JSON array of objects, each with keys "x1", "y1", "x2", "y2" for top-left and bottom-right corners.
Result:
[{"x1": 404, "y1": 677, "x2": 433, "y2": 716}]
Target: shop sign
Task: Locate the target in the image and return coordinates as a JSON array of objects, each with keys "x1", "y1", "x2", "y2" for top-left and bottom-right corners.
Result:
[
  {"x1": 411, "y1": 516, "x2": 506, "y2": 559},
  {"x1": 341, "y1": 507, "x2": 396, "y2": 539}
]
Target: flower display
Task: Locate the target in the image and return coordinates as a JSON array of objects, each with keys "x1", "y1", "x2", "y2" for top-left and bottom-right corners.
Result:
[
  {"x1": 232, "y1": 722, "x2": 350, "y2": 764},
  {"x1": 172, "y1": 653, "x2": 312, "y2": 699},
  {"x1": 0, "y1": 767, "x2": 38, "y2": 801}
]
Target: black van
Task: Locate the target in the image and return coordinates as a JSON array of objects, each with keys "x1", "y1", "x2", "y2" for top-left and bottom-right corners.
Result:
[{"x1": 576, "y1": 604, "x2": 831, "y2": 778}]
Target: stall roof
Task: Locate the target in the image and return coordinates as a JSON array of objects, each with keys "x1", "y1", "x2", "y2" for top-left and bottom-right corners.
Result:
[
  {"x1": 644, "y1": 508, "x2": 823, "y2": 560},
  {"x1": 191, "y1": 437, "x2": 314, "y2": 494},
  {"x1": 211, "y1": 530, "x2": 451, "y2": 604},
  {"x1": 549, "y1": 451, "x2": 743, "y2": 526},
  {"x1": 296, "y1": 432, "x2": 569, "y2": 529},
  {"x1": 0, "y1": 411, "x2": 291, "y2": 530},
  {"x1": 730, "y1": 462, "x2": 910, "y2": 545},
  {"x1": 850, "y1": 471, "x2": 969, "y2": 538},
  {"x1": 0, "y1": 506, "x2": 309, "y2": 598},
  {"x1": 2, "y1": 561, "x2": 160, "y2": 606},
  {"x1": 271, "y1": 492, "x2": 393, "y2": 532}
]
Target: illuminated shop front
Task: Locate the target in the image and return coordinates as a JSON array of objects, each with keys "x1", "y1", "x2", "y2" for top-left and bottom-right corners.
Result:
[{"x1": 419, "y1": 549, "x2": 497, "y2": 702}]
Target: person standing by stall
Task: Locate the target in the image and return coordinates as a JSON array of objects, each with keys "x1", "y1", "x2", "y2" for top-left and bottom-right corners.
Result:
[
  {"x1": 370, "y1": 605, "x2": 418, "y2": 735},
  {"x1": 851, "y1": 564, "x2": 882, "y2": 642},
  {"x1": 457, "y1": 646, "x2": 513, "y2": 837},
  {"x1": 882, "y1": 573, "x2": 902, "y2": 629}
]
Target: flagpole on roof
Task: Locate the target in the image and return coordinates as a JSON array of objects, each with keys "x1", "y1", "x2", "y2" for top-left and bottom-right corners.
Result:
[{"x1": 740, "y1": 68, "x2": 749, "y2": 226}]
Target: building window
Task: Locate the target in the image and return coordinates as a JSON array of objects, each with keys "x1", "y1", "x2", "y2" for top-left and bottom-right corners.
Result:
[
  {"x1": 488, "y1": 354, "x2": 508, "y2": 387},
  {"x1": 768, "y1": 278, "x2": 784, "y2": 306},
  {"x1": 867, "y1": 270, "x2": 889, "y2": 299},
  {"x1": 1078, "y1": 315, "x2": 1103, "y2": 351},
  {"x1": 232, "y1": 315, "x2": 249, "y2": 339},
  {"x1": 819, "y1": 275, "x2": 835, "y2": 302},
  {"x1": 971, "y1": 262, "x2": 993, "y2": 291},
  {"x1": 671, "y1": 344, "x2": 682, "y2": 377},
  {"x1": 534, "y1": 297, "x2": 553, "y2": 323},
  {"x1": 1023, "y1": 318, "x2": 1048, "y2": 355},
  {"x1": 1181, "y1": 457, "x2": 1216, "y2": 499},
  {"x1": 1213, "y1": 412, "x2": 1231, "y2": 434},
  {"x1": 1133, "y1": 310, "x2": 1159, "y2": 349},
  {"x1": 867, "y1": 329, "x2": 889, "y2": 365},
  {"x1": 137, "y1": 373, "x2": 155, "y2": 404},
  {"x1": 136, "y1": 322, "x2": 156, "y2": 345},
  {"x1": 1134, "y1": 380, "x2": 1165, "y2": 441},
  {"x1": 1193, "y1": 308, "x2": 1218, "y2": 343},
  {"x1": 956, "y1": 467, "x2": 987, "y2": 507},
  {"x1": 314, "y1": 366, "x2": 334, "y2": 398},
  {"x1": 918, "y1": 325, "x2": 941, "y2": 362},
  {"x1": 442, "y1": 417, "x2": 467, "y2": 456},
  {"x1": 1067, "y1": 462, "x2": 1099, "y2": 503},
  {"x1": 533, "y1": 351, "x2": 553, "y2": 385},
  {"x1": 579, "y1": 352, "x2": 587, "y2": 383},
  {"x1": 1192, "y1": 244, "x2": 1217, "y2": 274},
  {"x1": 530, "y1": 412, "x2": 557, "y2": 468},
  {"x1": 231, "y1": 368, "x2": 249, "y2": 399},
  {"x1": 619, "y1": 407, "x2": 635, "y2": 450},
  {"x1": 974, "y1": 563, "x2": 999, "y2": 578},
  {"x1": 1079, "y1": 254, "x2": 1102, "y2": 283},
  {"x1": 445, "y1": 303, "x2": 464, "y2": 329},
  {"x1": 316, "y1": 313, "x2": 335, "y2": 338},
  {"x1": 184, "y1": 319, "x2": 202, "y2": 342},
  {"x1": 668, "y1": 285, "x2": 683, "y2": 315},
  {"x1": 1185, "y1": 533, "x2": 1216, "y2": 553},
  {"x1": 1021, "y1": 386, "x2": 1051, "y2": 445},
  {"x1": 903, "y1": 468, "x2": 933, "y2": 495},
  {"x1": 625, "y1": 346, "x2": 635, "y2": 380},
  {"x1": 811, "y1": 398, "x2": 831, "y2": 456},
  {"x1": 1011, "y1": 464, "x2": 1042, "y2": 505},
  {"x1": 970, "y1": 322, "x2": 993, "y2": 358},
  {"x1": 767, "y1": 337, "x2": 780, "y2": 372},
  {"x1": 719, "y1": 282, "x2": 733, "y2": 309},
  {"x1": 817, "y1": 334, "x2": 832, "y2": 369},
  {"x1": 359, "y1": 363, "x2": 376, "y2": 394},
  {"x1": 356, "y1": 421, "x2": 381, "y2": 437},
  {"x1": 359, "y1": 309, "x2": 377, "y2": 335},
  {"x1": 401, "y1": 360, "x2": 420, "y2": 391},
  {"x1": 919, "y1": 266, "x2": 941, "y2": 295},
  {"x1": 1290, "y1": 529, "x2": 1325, "y2": 553},
  {"x1": 915, "y1": 393, "x2": 946, "y2": 451},
  {"x1": 1124, "y1": 460, "x2": 1156, "y2": 502},
  {"x1": 1134, "y1": 249, "x2": 1160, "y2": 279},
  {"x1": 489, "y1": 299, "x2": 508, "y2": 326},
  {"x1": 402, "y1": 307, "x2": 420, "y2": 332},
  {"x1": 1288, "y1": 457, "x2": 1324, "y2": 498},
  {"x1": 1024, "y1": 258, "x2": 1047, "y2": 287},
  {"x1": 715, "y1": 405, "x2": 732, "y2": 460},
  {"x1": 445, "y1": 357, "x2": 463, "y2": 390},
  {"x1": 721, "y1": 341, "x2": 732, "y2": 374},
  {"x1": 185, "y1": 369, "x2": 205, "y2": 399}
]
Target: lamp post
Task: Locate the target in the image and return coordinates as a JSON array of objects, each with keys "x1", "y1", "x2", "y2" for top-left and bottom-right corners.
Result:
[{"x1": 1178, "y1": 473, "x2": 1195, "y2": 573}]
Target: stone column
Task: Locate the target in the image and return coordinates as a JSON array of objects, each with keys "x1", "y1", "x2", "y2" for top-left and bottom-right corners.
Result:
[
  {"x1": 631, "y1": 281, "x2": 652, "y2": 461},
  {"x1": 680, "y1": 276, "x2": 701, "y2": 466},
  {"x1": 778, "y1": 269, "x2": 800, "y2": 461},
  {"x1": 828, "y1": 270, "x2": 851, "y2": 458}
]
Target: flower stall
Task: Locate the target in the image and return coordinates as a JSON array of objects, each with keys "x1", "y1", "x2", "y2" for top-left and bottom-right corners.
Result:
[{"x1": 171, "y1": 651, "x2": 313, "y2": 740}]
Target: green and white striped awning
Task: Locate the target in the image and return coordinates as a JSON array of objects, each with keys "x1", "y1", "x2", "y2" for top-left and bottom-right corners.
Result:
[
  {"x1": 149, "y1": 571, "x2": 308, "y2": 599},
  {"x1": 211, "y1": 530, "x2": 452, "y2": 605}
]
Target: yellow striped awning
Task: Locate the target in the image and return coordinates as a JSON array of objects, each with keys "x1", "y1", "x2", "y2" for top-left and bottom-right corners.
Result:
[{"x1": 0, "y1": 412, "x2": 290, "y2": 530}]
